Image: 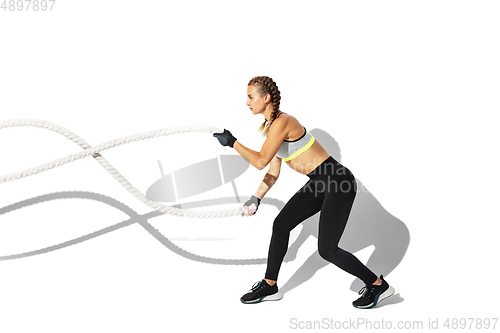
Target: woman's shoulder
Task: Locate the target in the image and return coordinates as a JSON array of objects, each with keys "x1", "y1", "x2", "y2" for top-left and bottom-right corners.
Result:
[
  {"x1": 272, "y1": 112, "x2": 291, "y2": 129},
  {"x1": 275, "y1": 112, "x2": 301, "y2": 127},
  {"x1": 272, "y1": 112, "x2": 305, "y2": 139}
]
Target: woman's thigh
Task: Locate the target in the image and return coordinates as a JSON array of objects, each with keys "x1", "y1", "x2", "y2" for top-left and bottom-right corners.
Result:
[
  {"x1": 317, "y1": 172, "x2": 357, "y2": 248},
  {"x1": 273, "y1": 179, "x2": 324, "y2": 232}
]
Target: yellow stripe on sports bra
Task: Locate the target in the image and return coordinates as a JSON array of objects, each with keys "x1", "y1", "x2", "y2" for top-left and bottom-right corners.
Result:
[{"x1": 283, "y1": 134, "x2": 315, "y2": 161}]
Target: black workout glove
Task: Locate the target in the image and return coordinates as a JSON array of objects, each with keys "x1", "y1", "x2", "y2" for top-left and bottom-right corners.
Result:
[
  {"x1": 213, "y1": 129, "x2": 237, "y2": 148},
  {"x1": 243, "y1": 195, "x2": 261, "y2": 216}
]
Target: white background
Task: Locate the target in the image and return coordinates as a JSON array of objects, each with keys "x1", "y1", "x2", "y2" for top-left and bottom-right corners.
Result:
[{"x1": 1, "y1": 1, "x2": 499, "y2": 332}]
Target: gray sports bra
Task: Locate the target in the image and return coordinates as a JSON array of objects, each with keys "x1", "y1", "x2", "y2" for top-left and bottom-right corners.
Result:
[{"x1": 274, "y1": 113, "x2": 316, "y2": 161}]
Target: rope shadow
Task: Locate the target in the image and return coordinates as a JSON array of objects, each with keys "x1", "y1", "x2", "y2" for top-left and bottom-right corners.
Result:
[{"x1": 0, "y1": 191, "x2": 284, "y2": 265}]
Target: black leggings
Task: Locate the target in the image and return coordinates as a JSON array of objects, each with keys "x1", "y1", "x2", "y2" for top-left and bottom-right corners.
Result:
[{"x1": 265, "y1": 156, "x2": 378, "y2": 285}]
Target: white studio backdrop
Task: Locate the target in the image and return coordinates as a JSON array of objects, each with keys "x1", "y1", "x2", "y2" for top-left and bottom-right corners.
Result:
[{"x1": 1, "y1": 1, "x2": 499, "y2": 332}]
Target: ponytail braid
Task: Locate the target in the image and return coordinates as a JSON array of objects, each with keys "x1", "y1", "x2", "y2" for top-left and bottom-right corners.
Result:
[{"x1": 248, "y1": 76, "x2": 282, "y2": 137}]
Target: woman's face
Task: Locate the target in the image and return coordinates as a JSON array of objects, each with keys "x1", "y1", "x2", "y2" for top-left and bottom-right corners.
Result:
[{"x1": 246, "y1": 85, "x2": 269, "y2": 116}]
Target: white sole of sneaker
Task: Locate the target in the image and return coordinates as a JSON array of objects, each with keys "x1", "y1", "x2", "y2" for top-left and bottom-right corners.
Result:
[
  {"x1": 241, "y1": 291, "x2": 283, "y2": 304},
  {"x1": 263, "y1": 291, "x2": 283, "y2": 301},
  {"x1": 378, "y1": 285, "x2": 395, "y2": 304}
]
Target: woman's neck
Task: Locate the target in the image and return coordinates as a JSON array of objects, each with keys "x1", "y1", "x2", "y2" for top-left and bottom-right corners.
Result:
[{"x1": 263, "y1": 105, "x2": 274, "y2": 122}]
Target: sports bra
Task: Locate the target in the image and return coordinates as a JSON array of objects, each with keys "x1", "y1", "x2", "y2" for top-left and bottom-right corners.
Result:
[{"x1": 274, "y1": 113, "x2": 316, "y2": 161}]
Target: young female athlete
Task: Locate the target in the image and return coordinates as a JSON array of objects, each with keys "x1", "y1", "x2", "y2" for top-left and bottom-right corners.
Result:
[{"x1": 213, "y1": 76, "x2": 394, "y2": 309}]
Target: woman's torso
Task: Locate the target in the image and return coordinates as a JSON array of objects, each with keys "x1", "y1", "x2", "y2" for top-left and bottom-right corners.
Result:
[{"x1": 273, "y1": 112, "x2": 330, "y2": 175}]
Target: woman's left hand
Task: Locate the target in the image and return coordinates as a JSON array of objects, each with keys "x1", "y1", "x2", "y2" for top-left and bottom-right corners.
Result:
[
  {"x1": 241, "y1": 195, "x2": 261, "y2": 217},
  {"x1": 242, "y1": 205, "x2": 256, "y2": 217}
]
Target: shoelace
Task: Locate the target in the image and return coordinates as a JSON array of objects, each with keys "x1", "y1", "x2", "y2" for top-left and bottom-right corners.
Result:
[
  {"x1": 358, "y1": 285, "x2": 376, "y2": 300},
  {"x1": 250, "y1": 280, "x2": 266, "y2": 293}
]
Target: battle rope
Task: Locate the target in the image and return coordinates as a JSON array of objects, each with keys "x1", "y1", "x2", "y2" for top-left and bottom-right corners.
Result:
[{"x1": 0, "y1": 119, "x2": 246, "y2": 219}]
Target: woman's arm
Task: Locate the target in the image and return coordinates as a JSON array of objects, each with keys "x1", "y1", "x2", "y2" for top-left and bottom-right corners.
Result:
[
  {"x1": 233, "y1": 117, "x2": 287, "y2": 170},
  {"x1": 243, "y1": 156, "x2": 282, "y2": 216},
  {"x1": 254, "y1": 155, "x2": 282, "y2": 199}
]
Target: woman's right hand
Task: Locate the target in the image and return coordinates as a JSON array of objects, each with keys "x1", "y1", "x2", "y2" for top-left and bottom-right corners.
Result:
[{"x1": 242, "y1": 195, "x2": 261, "y2": 217}]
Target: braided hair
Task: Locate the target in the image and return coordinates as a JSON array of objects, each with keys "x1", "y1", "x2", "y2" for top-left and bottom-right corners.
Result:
[{"x1": 248, "y1": 76, "x2": 282, "y2": 137}]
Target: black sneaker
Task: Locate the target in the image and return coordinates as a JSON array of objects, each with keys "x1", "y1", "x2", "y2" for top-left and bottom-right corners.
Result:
[
  {"x1": 240, "y1": 279, "x2": 283, "y2": 304},
  {"x1": 352, "y1": 275, "x2": 395, "y2": 309}
]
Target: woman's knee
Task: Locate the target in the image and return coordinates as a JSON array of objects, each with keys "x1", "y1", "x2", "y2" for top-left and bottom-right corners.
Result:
[
  {"x1": 318, "y1": 244, "x2": 339, "y2": 262},
  {"x1": 272, "y1": 213, "x2": 292, "y2": 233}
]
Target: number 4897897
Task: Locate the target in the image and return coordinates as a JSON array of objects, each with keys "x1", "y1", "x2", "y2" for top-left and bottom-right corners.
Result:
[{"x1": 1, "y1": 0, "x2": 56, "y2": 11}]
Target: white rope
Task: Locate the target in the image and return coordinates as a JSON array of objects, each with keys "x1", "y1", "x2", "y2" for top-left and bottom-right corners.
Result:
[{"x1": 0, "y1": 119, "x2": 246, "y2": 219}]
